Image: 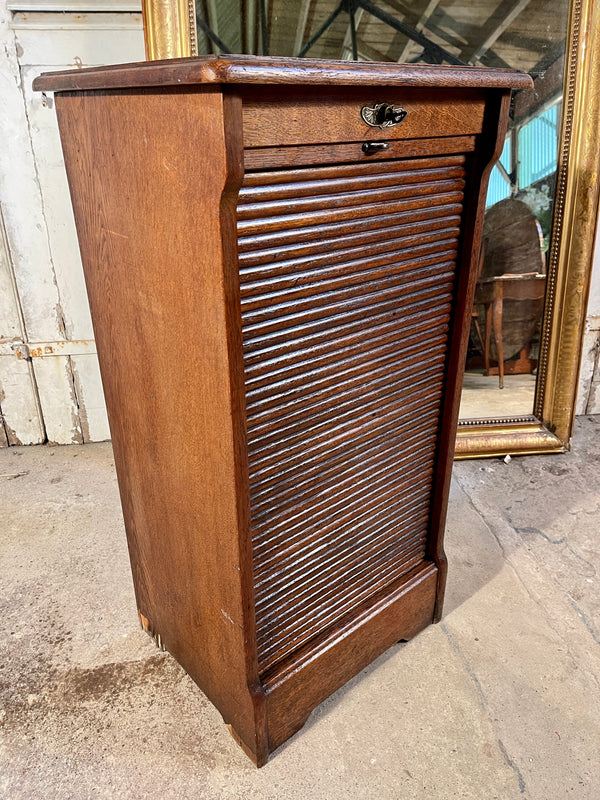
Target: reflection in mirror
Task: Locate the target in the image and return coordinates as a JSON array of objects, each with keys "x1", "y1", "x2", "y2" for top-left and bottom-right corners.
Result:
[
  {"x1": 458, "y1": 1, "x2": 570, "y2": 419},
  {"x1": 194, "y1": 0, "x2": 571, "y2": 422}
]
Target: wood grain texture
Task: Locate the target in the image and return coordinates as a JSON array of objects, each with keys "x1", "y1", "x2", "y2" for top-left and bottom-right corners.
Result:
[
  {"x1": 33, "y1": 54, "x2": 533, "y2": 93},
  {"x1": 264, "y1": 563, "x2": 438, "y2": 752},
  {"x1": 425, "y1": 89, "x2": 512, "y2": 620},
  {"x1": 237, "y1": 154, "x2": 467, "y2": 678},
  {"x1": 42, "y1": 60, "x2": 524, "y2": 767},
  {"x1": 54, "y1": 87, "x2": 266, "y2": 761},
  {"x1": 241, "y1": 87, "x2": 486, "y2": 147},
  {"x1": 243, "y1": 136, "x2": 477, "y2": 170}
]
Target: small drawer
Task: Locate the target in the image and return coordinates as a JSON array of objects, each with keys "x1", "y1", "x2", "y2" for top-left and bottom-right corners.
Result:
[{"x1": 241, "y1": 86, "x2": 487, "y2": 148}]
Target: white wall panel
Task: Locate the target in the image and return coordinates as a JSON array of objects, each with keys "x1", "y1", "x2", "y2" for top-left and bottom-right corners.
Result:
[
  {"x1": 0, "y1": 5, "x2": 64, "y2": 343},
  {"x1": 70, "y1": 353, "x2": 111, "y2": 442},
  {"x1": 577, "y1": 226, "x2": 600, "y2": 415},
  {"x1": 12, "y1": 11, "x2": 144, "y2": 66},
  {"x1": 0, "y1": 1, "x2": 143, "y2": 444},
  {"x1": 22, "y1": 65, "x2": 94, "y2": 340}
]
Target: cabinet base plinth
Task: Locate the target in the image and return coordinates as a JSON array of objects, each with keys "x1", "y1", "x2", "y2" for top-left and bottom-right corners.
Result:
[{"x1": 261, "y1": 563, "x2": 438, "y2": 758}]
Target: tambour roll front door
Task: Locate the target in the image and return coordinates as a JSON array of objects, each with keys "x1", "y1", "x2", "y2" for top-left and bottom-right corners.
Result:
[{"x1": 237, "y1": 152, "x2": 469, "y2": 679}]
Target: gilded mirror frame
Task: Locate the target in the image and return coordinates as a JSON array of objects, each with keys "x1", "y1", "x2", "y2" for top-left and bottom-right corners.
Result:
[{"x1": 140, "y1": 0, "x2": 600, "y2": 459}]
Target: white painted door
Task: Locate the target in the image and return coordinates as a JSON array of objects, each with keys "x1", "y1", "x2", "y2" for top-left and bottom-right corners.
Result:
[{"x1": 0, "y1": 2, "x2": 144, "y2": 444}]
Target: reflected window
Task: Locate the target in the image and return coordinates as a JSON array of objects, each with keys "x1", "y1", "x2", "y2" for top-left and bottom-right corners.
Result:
[
  {"x1": 518, "y1": 101, "x2": 560, "y2": 189},
  {"x1": 487, "y1": 138, "x2": 512, "y2": 208}
]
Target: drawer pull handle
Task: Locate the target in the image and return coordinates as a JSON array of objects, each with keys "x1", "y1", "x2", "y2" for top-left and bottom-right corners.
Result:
[
  {"x1": 361, "y1": 102, "x2": 407, "y2": 129},
  {"x1": 362, "y1": 141, "x2": 390, "y2": 154}
]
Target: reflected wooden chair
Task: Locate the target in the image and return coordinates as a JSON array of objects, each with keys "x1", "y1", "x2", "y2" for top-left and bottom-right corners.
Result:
[
  {"x1": 474, "y1": 198, "x2": 546, "y2": 388},
  {"x1": 475, "y1": 273, "x2": 547, "y2": 388}
]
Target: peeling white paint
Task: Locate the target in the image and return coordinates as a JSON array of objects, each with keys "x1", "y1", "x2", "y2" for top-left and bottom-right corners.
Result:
[
  {"x1": 0, "y1": 3, "x2": 142, "y2": 445},
  {"x1": 578, "y1": 227, "x2": 600, "y2": 415}
]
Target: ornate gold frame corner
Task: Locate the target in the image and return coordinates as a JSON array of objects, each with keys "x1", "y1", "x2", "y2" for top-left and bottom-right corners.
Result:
[
  {"x1": 142, "y1": 0, "x2": 197, "y2": 60},
  {"x1": 142, "y1": 0, "x2": 600, "y2": 460},
  {"x1": 454, "y1": 418, "x2": 563, "y2": 459}
]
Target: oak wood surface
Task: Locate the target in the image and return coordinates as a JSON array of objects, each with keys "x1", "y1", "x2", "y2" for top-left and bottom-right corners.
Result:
[
  {"x1": 54, "y1": 87, "x2": 266, "y2": 761},
  {"x1": 33, "y1": 53, "x2": 533, "y2": 93},
  {"x1": 243, "y1": 136, "x2": 477, "y2": 170},
  {"x1": 241, "y1": 86, "x2": 487, "y2": 147},
  {"x1": 41, "y1": 58, "x2": 527, "y2": 766},
  {"x1": 264, "y1": 563, "x2": 437, "y2": 751}
]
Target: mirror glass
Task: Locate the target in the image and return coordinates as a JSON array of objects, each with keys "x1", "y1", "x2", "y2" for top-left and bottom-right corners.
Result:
[{"x1": 195, "y1": 0, "x2": 571, "y2": 422}]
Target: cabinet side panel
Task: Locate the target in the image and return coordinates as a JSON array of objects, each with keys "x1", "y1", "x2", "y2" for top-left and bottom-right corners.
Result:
[
  {"x1": 426, "y1": 90, "x2": 512, "y2": 619},
  {"x1": 54, "y1": 89, "x2": 260, "y2": 752}
]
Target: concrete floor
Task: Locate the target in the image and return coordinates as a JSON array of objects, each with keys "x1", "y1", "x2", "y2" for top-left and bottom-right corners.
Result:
[
  {"x1": 1, "y1": 417, "x2": 599, "y2": 799},
  {"x1": 459, "y1": 371, "x2": 538, "y2": 419}
]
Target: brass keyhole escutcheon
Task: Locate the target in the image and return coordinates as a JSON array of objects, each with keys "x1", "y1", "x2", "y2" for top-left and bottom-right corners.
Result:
[{"x1": 361, "y1": 102, "x2": 408, "y2": 129}]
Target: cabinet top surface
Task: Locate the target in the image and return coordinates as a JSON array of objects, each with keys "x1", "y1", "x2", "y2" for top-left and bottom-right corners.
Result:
[{"x1": 33, "y1": 54, "x2": 533, "y2": 93}]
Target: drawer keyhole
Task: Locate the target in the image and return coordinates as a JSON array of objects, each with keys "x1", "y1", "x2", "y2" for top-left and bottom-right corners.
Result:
[{"x1": 361, "y1": 102, "x2": 408, "y2": 128}]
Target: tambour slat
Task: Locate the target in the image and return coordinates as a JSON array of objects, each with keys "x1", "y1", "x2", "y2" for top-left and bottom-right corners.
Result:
[
  {"x1": 244, "y1": 295, "x2": 451, "y2": 383},
  {"x1": 242, "y1": 271, "x2": 454, "y2": 351},
  {"x1": 255, "y1": 540, "x2": 429, "y2": 670},
  {"x1": 244, "y1": 298, "x2": 453, "y2": 394},
  {"x1": 250, "y1": 417, "x2": 440, "y2": 517},
  {"x1": 237, "y1": 189, "x2": 465, "y2": 236},
  {"x1": 246, "y1": 336, "x2": 448, "y2": 439},
  {"x1": 256, "y1": 536, "x2": 428, "y2": 642},
  {"x1": 238, "y1": 152, "x2": 468, "y2": 674},
  {"x1": 241, "y1": 153, "x2": 467, "y2": 188},
  {"x1": 252, "y1": 456, "x2": 436, "y2": 571},
  {"x1": 237, "y1": 177, "x2": 466, "y2": 220},
  {"x1": 253, "y1": 486, "x2": 433, "y2": 610},
  {"x1": 239, "y1": 231, "x2": 459, "y2": 297},
  {"x1": 238, "y1": 163, "x2": 466, "y2": 203},
  {"x1": 238, "y1": 201, "x2": 464, "y2": 254},
  {"x1": 247, "y1": 360, "x2": 446, "y2": 464},
  {"x1": 248, "y1": 386, "x2": 443, "y2": 494},
  {"x1": 251, "y1": 446, "x2": 437, "y2": 557},
  {"x1": 249, "y1": 400, "x2": 442, "y2": 510},
  {"x1": 247, "y1": 377, "x2": 444, "y2": 476},
  {"x1": 238, "y1": 212, "x2": 462, "y2": 269},
  {"x1": 243, "y1": 276, "x2": 452, "y2": 359},
  {"x1": 255, "y1": 531, "x2": 428, "y2": 626},
  {"x1": 242, "y1": 255, "x2": 456, "y2": 331}
]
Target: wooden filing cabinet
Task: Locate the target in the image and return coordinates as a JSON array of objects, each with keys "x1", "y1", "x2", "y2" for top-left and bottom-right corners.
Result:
[{"x1": 34, "y1": 56, "x2": 531, "y2": 765}]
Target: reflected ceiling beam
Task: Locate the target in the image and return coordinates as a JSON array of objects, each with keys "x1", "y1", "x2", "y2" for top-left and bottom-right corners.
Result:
[
  {"x1": 354, "y1": 39, "x2": 394, "y2": 63},
  {"x1": 294, "y1": 0, "x2": 314, "y2": 57},
  {"x1": 341, "y1": 7, "x2": 364, "y2": 59},
  {"x1": 528, "y1": 41, "x2": 567, "y2": 75},
  {"x1": 299, "y1": 0, "x2": 464, "y2": 63},
  {"x1": 513, "y1": 52, "x2": 565, "y2": 123},
  {"x1": 242, "y1": 0, "x2": 257, "y2": 54},
  {"x1": 381, "y1": 0, "x2": 413, "y2": 18},
  {"x1": 206, "y1": 0, "x2": 220, "y2": 42},
  {"x1": 259, "y1": 0, "x2": 269, "y2": 55},
  {"x1": 398, "y1": 0, "x2": 441, "y2": 62},
  {"x1": 358, "y1": 0, "x2": 465, "y2": 64},
  {"x1": 463, "y1": 0, "x2": 533, "y2": 64},
  {"x1": 475, "y1": 49, "x2": 512, "y2": 69},
  {"x1": 386, "y1": 2, "x2": 468, "y2": 63},
  {"x1": 197, "y1": 1, "x2": 232, "y2": 54},
  {"x1": 298, "y1": 2, "x2": 345, "y2": 57}
]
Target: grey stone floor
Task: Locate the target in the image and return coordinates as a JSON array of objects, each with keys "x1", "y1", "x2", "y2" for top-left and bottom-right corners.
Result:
[{"x1": 1, "y1": 417, "x2": 599, "y2": 799}]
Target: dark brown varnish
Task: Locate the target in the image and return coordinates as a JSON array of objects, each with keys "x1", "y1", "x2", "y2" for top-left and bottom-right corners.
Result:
[{"x1": 33, "y1": 56, "x2": 531, "y2": 766}]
